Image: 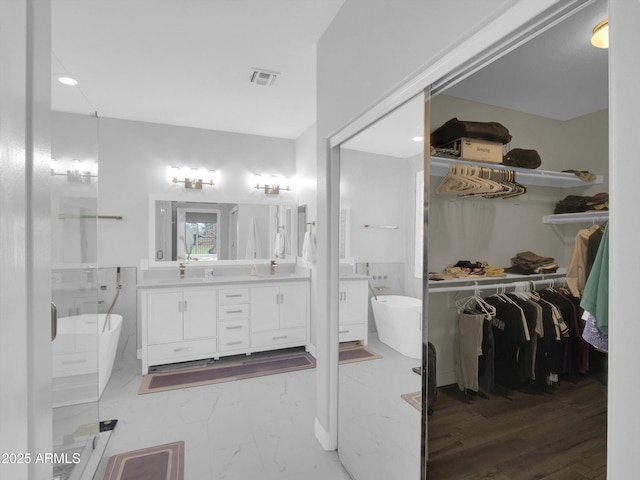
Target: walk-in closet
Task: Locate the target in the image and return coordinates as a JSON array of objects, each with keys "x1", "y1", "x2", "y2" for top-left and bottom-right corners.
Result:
[{"x1": 425, "y1": 1, "x2": 608, "y2": 477}]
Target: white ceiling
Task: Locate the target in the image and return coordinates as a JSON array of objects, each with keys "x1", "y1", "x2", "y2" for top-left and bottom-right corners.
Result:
[
  {"x1": 52, "y1": 0, "x2": 608, "y2": 151},
  {"x1": 51, "y1": 0, "x2": 345, "y2": 139},
  {"x1": 344, "y1": 0, "x2": 609, "y2": 158}
]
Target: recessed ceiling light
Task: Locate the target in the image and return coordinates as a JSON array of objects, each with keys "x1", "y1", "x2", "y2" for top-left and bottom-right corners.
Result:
[
  {"x1": 57, "y1": 75, "x2": 78, "y2": 86},
  {"x1": 591, "y1": 19, "x2": 609, "y2": 49},
  {"x1": 412, "y1": 136, "x2": 424, "y2": 142}
]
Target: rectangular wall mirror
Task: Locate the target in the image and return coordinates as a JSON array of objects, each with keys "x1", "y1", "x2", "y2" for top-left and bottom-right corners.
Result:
[{"x1": 149, "y1": 197, "x2": 297, "y2": 266}]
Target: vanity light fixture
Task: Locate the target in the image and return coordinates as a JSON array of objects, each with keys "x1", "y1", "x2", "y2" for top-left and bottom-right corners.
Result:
[
  {"x1": 170, "y1": 166, "x2": 217, "y2": 189},
  {"x1": 253, "y1": 174, "x2": 293, "y2": 195},
  {"x1": 51, "y1": 157, "x2": 96, "y2": 183},
  {"x1": 591, "y1": 19, "x2": 609, "y2": 48}
]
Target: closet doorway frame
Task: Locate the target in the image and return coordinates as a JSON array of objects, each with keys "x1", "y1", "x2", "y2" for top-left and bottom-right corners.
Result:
[{"x1": 325, "y1": 1, "x2": 602, "y2": 478}]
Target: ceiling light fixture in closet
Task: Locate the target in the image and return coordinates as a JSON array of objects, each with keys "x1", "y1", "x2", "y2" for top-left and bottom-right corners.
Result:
[{"x1": 591, "y1": 19, "x2": 609, "y2": 48}]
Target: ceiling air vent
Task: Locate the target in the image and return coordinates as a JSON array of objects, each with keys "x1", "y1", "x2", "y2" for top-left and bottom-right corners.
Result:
[{"x1": 249, "y1": 68, "x2": 280, "y2": 86}]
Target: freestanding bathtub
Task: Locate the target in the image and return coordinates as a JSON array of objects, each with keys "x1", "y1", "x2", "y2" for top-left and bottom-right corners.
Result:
[
  {"x1": 52, "y1": 313, "x2": 123, "y2": 402},
  {"x1": 371, "y1": 296, "x2": 422, "y2": 359}
]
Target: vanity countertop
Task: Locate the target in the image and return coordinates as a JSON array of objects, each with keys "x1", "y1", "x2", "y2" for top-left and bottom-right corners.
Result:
[{"x1": 137, "y1": 272, "x2": 310, "y2": 289}]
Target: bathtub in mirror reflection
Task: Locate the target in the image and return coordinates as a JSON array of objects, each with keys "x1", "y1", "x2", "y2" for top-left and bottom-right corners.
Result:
[{"x1": 371, "y1": 295, "x2": 422, "y2": 359}]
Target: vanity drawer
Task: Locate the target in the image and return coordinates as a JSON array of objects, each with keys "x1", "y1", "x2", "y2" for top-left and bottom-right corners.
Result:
[
  {"x1": 251, "y1": 327, "x2": 307, "y2": 348},
  {"x1": 218, "y1": 303, "x2": 249, "y2": 320},
  {"x1": 147, "y1": 338, "x2": 217, "y2": 364},
  {"x1": 219, "y1": 319, "x2": 250, "y2": 351},
  {"x1": 219, "y1": 288, "x2": 249, "y2": 305},
  {"x1": 339, "y1": 324, "x2": 366, "y2": 343}
]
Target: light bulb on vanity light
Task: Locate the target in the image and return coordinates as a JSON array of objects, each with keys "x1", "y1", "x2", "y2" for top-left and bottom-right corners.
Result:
[
  {"x1": 170, "y1": 165, "x2": 216, "y2": 189},
  {"x1": 253, "y1": 173, "x2": 294, "y2": 195},
  {"x1": 49, "y1": 157, "x2": 94, "y2": 183}
]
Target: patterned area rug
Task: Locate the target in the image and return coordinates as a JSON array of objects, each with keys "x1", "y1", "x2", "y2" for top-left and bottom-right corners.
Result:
[
  {"x1": 139, "y1": 344, "x2": 381, "y2": 394},
  {"x1": 103, "y1": 441, "x2": 184, "y2": 480},
  {"x1": 401, "y1": 391, "x2": 422, "y2": 411}
]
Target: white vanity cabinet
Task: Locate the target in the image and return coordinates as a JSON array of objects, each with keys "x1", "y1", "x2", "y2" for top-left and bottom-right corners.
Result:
[
  {"x1": 250, "y1": 282, "x2": 309, "y2": 349},
  {"x1": 142, "y1": 286, "x2": 217, "y2": 373},
  {"x1": 338, "y1": 279, "x2": 369, "y2": 345},
  {"x1": 139, "y1": 277, "x2": 310, "y2": 374}
]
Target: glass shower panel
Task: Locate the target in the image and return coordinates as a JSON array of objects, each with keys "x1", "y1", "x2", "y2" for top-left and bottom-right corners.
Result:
[
  {"x1": 50, "y1": 108, "x2": 99, "y2": 479},
  {"x1": 337, "y1": 92, "x2": 426, "y2": 480}
]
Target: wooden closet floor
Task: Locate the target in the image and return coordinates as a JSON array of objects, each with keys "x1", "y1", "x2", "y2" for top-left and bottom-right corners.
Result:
[{"x1": 427, "y1": 376, "x2": 607, "y2": 479}]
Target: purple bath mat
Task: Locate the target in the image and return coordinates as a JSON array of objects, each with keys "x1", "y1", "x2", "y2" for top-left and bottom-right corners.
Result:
[
  {"x1": 139, "y1": 351, "x2": 316, "y2": 394},
  {"x1": 103, "y1": 441, "x2": 184, "y2": 480}
]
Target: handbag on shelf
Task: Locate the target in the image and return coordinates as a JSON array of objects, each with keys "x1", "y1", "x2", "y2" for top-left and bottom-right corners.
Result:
[
  {"x1": 430, "y1": 117, "x2": 512, "y2": 146},
  {"x1": 503, "y1": 148, "x2": 542, "y2": 169}
]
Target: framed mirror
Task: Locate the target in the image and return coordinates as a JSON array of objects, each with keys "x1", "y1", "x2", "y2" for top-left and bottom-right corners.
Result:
[{"x1": 149, "y1": 195, "x2": 297, "y2": 266}]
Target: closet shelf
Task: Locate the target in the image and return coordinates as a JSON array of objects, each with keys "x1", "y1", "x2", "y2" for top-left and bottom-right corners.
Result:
[
  {"x1": 542, "y1": 211, "x2": 609, "y2": 225},
  {"x1": 430, "y1": 157, "x2": 603, "y2": 188},
  {"x1": 428, "y1": 268, "x2": 567, "y2": 292}
]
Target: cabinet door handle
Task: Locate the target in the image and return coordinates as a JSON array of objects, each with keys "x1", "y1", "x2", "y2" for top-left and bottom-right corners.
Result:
[
  {"x1": 226, "y1": 341, "x2": 243, "y2": 346},
  {"x1": 184, "y1": 300, "x2": 188, "y2": 312},
  {"x1": 225, "y1": 325, "x2": 243, "y2": 330},
  {"x1": 51, "y1": 302, "x2": 57, "y2": 342},
  {"x1": 62, "y1": 359, "x2": 88, "y2": 365},
  {"x1": 344, "y1": 292, "x2": 347, "y2": 302},
  {"x1": 272, "y1": 335, "x2": 288, "y2": 340},
  {"x1": 276, "y1": 294, "x2": 280, "y2": 305},
  {"x1": 173, "y1": 346, "x2": 193, "y2": 352},
  {"x1": 178, "y1": 301, "x2": 182, "y2": 313},
  {"x1": 339, "y1": 329, "x2": 350, "y2": 334},
  {"x1": 280, "y1": 293, "x2": 284, "y2": 304},
  {"x1": 225, "y1": 294, "x2": 243, "y2": 298},
  {"x1": 225, "y1": 309, "x2": 243, "y2": 314}
]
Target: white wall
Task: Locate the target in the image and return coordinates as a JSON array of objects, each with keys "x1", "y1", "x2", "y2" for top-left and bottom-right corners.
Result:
[
  {"x1": 608, "y1": 0, "x2": 640, "y2": 475},
  {"x1": 51, "y1": 112, "x2": 297, "y2": 269},
  {"x1": 340, "y1": 149, "x2": 409, "y2": 264}
]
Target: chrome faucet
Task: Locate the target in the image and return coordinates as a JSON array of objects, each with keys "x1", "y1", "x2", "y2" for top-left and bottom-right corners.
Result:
[
  {"x1": 179, "y1": 263, "x2": 186, "y2": 279},
  {"x1": 270, "y1": 260, "x2": 277, "y2": 275}
]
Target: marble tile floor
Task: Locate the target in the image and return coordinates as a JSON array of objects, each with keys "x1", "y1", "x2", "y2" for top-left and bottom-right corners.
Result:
[{"x1": 95, "y1": 347, "x2": 355, "y2": 480}]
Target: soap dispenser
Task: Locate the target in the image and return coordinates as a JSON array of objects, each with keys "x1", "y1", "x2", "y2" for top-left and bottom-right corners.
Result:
[{"x1": 250, "y1": 264, "x2": 258, "y2": 276}]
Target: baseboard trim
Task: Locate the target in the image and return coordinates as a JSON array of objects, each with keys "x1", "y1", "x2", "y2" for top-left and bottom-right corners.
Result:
[{"x1": 314, "y1": 417, "x2": 336, "y2": 451}]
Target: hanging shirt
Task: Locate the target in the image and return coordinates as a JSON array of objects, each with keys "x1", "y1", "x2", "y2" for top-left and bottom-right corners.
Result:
[
  {"x1": 581, "y1": 223, "x2": 609, "y2": 335},
  {"x1": 566, "y1": 224, "x2": 602, "y2": 298}
]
